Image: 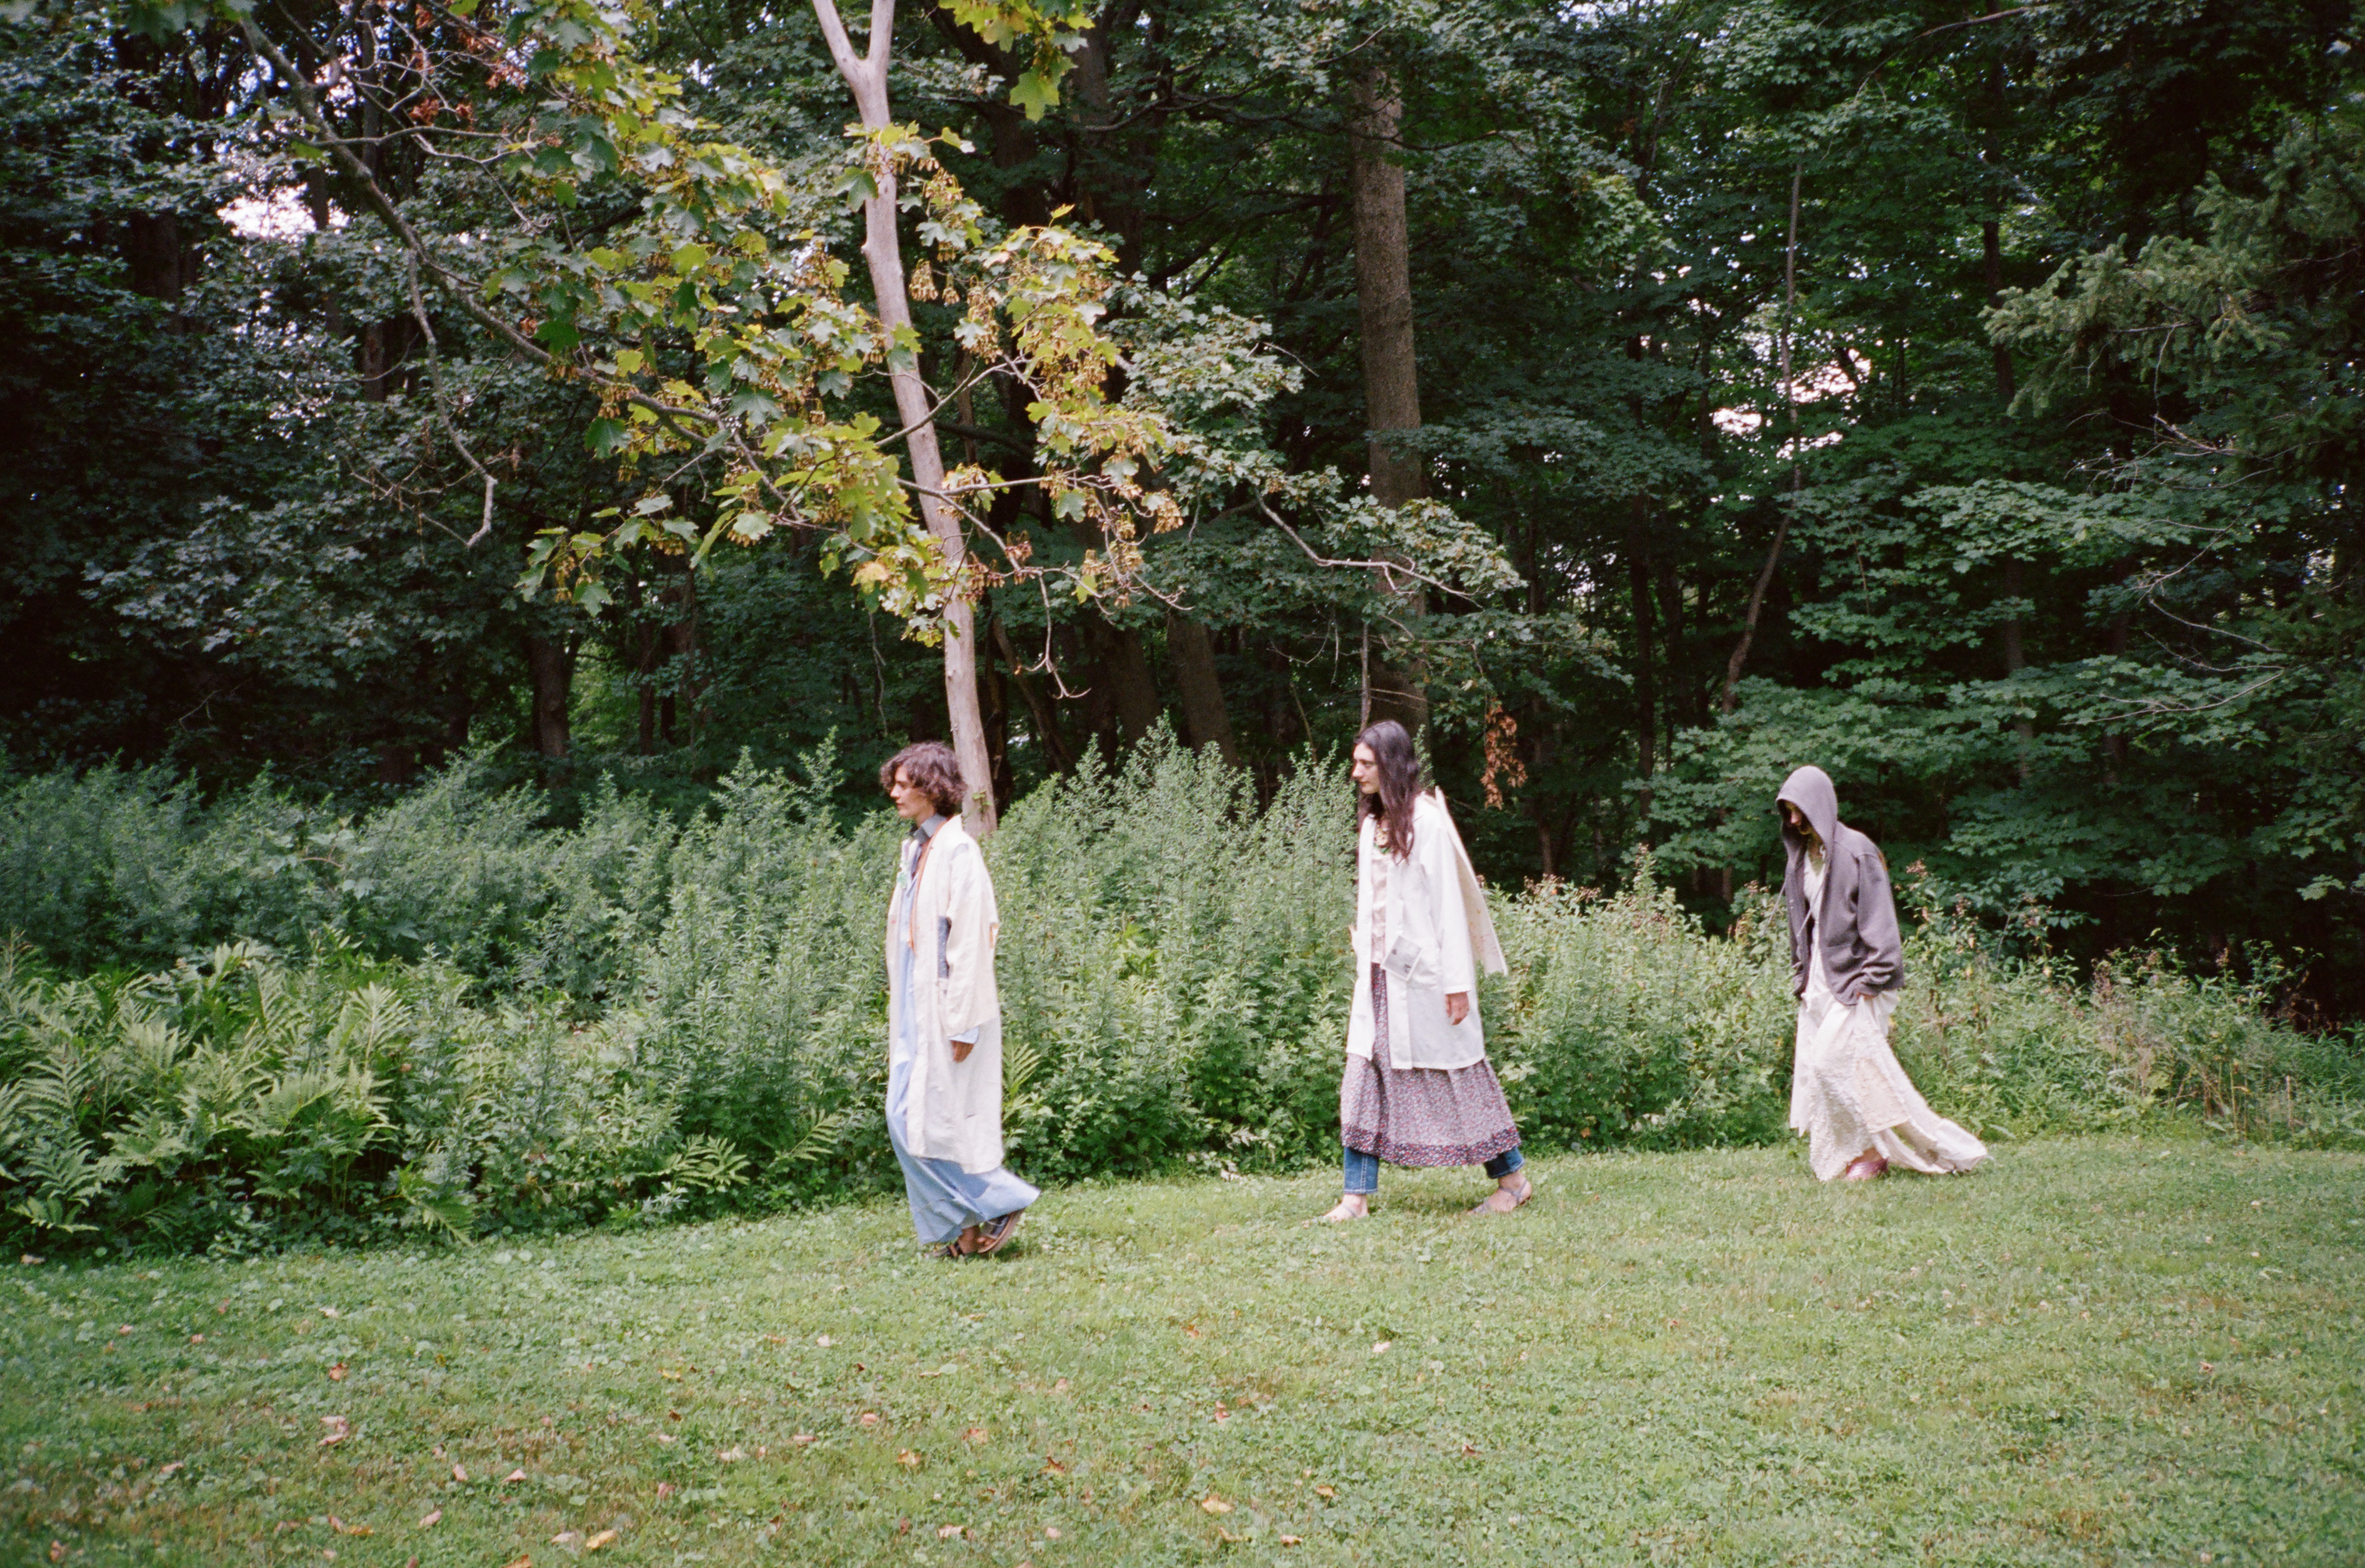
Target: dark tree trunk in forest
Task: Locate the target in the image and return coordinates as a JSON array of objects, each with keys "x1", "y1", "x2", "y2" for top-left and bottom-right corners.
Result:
[
  {"x1": 1348, "y1": 61, "x2": 1430, "y2": 732},
  {"x1": 1097, "y1": 622, "x2": 1163, "y2": 745},
  {"x1": 1165, "y1": 611, "x2": 1239, "y2": 764},
  {"x1": 992, "y1": 618, "x2": 1077, "y2": 775},
  {"x1": 524, "y1": 635, "x2": 573, "y2": 767},
  {"x1": 1628, "y1": 534, "x2": 1658, "y2": 821}
]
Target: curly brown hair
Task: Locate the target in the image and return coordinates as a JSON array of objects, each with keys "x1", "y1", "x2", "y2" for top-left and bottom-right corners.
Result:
[{"x1": 879, "y1": 741, "x2": 968, "y2": 816}]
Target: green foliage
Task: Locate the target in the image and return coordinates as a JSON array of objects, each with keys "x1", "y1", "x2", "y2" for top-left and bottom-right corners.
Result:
[{"x1": 1, "y1": 745, "x2": 2354, "y2": 1256}]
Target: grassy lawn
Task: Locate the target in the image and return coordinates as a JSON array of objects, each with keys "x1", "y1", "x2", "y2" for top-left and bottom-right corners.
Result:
[{"x1": 5, "y1": 1134, "x2": 2361, "y2": 1567}]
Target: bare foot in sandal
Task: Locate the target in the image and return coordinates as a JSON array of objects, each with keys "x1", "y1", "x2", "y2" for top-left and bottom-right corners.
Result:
[
  {"x1": 1317, "y1": 1195, "x2": 1370, "y2": 1223},
  {"x1": 1471, "y1": 1174, "x2": 1532, "y2": 1215}
]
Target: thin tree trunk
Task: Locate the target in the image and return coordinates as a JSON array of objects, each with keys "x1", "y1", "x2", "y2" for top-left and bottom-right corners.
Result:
[
  {"x1": 811, "y1": 0, "x2": 996, "y2": 831},
  {"x1": 1347, "y1": 59, "x2": 1428, "y2": 733},
  {"x1": 1628, "y1": 538, "x2": 1658, "y2": 819},
  {"x1": 989, "y1": 617, "x2": 1077, "y2": 774},
  {"x1": 1165, "y1": 610, "x2": 1239, "y2": 764},
  {"x1": 1721, "y1": 163, "x2": 1805, "y2": 713}
]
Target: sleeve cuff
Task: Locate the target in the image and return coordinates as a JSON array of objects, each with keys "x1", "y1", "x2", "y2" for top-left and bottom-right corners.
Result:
[{"x1": 951, "y1": 1026, "x2": 980, "y2": 1044}]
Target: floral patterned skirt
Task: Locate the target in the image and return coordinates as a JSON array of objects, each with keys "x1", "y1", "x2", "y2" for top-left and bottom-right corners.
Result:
[{"x1": 1340, "y1": 963, "x2": 1521, "y2": 1167}]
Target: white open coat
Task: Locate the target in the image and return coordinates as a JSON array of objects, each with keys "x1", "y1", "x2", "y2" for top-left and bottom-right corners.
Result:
[
  {"x1": 1346, "y1": 791, "x2": 1508, "y2": 1071},
  {"x1": 883, "y1": 816, "x2": 1006, "y2": 1173}
]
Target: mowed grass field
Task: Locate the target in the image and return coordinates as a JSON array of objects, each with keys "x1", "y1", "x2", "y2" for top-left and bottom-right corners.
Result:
[{"x1": 5, "y1": 1135, "x2": 2360, "y2": 1567}]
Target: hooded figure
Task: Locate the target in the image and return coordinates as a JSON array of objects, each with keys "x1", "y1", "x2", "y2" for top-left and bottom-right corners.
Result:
[{"x1": 1777, "y1": 765, "x2": 1988, "y2": 1182}]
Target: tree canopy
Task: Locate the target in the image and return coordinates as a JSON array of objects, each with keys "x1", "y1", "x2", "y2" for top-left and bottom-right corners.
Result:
[{"x1": 3, "y1": 0, "x2": 2360, "y2": 1013}]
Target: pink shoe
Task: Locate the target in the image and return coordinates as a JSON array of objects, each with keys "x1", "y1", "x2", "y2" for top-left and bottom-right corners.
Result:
[{"x1": 1843, "y1": 1154, "x2": 1888, "y2": 1182}]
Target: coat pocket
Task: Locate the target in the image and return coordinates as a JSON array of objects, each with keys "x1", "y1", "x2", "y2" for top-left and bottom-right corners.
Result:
[{"x1": 1384, "y1": 932, "x2": 1439, "y2": 989}]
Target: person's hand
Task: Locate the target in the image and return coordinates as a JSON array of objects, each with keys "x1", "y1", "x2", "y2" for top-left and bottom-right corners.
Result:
[
  {"x1": 1445, "y1": 991, "x2": 1470, "y2": 1026},
  {"x1": 950, "y1": 1039, "x2": 975, "y2": 1063}
]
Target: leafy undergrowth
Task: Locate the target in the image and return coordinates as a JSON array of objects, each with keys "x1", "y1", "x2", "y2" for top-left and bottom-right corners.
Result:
[{"x1": 4, "y1": 1134, "x2": 2360, "y2": 1567}]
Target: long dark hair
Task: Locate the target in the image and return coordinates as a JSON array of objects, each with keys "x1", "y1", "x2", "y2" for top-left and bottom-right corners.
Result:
[{"x1": 1355, "y1": 720, "x2": 1424, "y2": 859}]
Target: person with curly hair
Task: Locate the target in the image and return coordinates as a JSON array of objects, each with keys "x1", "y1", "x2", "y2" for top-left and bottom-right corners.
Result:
[{"x1": 878, "y1": 742, "x2": 1036, "y2": 1257}]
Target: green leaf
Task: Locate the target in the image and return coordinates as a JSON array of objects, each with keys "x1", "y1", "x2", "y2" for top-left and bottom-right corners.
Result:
[{"x1": 583, "y1": 418, "x2": 629, "y2": 454}]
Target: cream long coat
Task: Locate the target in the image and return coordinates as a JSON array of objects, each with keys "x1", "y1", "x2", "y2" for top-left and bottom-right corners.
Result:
[
  {"x1": 1346, "y1": 791, "x2": 1508, "y2": 1072},
  {"x1": 883, "y1": 816, "x2": 1006, "y2": 1174}
]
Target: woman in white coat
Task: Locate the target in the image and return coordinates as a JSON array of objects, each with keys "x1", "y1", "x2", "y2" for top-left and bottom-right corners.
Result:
[
  {"x1": 1321, "y1": 721, "x2": 1531, "y2": 1221},
  {"x1": 880, "y1": 742, "x2": 1037, "y2": 1257}
]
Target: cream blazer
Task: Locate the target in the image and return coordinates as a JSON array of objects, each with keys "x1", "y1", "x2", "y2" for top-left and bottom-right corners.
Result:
[
  {"x1": 883, "y1": 815, "x2": 1006, "y2": 1173},
  {"x1": 1346, "y1": 791, "x2": 1507, "y2": 1071}
]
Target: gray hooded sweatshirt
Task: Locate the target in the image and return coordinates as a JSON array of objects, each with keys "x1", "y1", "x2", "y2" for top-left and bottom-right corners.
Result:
[{"x1": 1777, "y1": 765, "x2": 1904, "y2": 1004}]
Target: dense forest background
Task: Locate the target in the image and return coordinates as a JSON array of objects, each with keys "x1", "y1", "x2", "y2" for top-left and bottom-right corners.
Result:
[{"x1": 5, "y1": 0, "x2": 2362, "y2": 1014}]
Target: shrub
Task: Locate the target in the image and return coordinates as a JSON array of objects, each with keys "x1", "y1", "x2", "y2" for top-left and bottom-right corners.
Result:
[{"x1": 0, "y1": 736, "x2": 2356, "y2": 1255}]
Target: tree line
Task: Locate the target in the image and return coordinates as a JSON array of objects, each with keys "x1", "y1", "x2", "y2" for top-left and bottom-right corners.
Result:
[{"x1": 3, "y1": 0, "x2": 2360, "y2": 1014}]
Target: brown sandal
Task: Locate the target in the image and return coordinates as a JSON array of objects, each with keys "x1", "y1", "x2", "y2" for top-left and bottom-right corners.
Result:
[
  {"x1": 973, "y1": 1210, "x2": 1025, "y2": 1256},
  {"x1": 1471, "y1": 1174, "x2": 1533, "y2": 1215}
]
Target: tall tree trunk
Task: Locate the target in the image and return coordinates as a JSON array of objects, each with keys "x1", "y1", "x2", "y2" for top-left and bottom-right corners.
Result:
[
  {"x1": 1983, "y1": 219, "x2": 2016, "y2": 401},
  {"x1": 1347, "y1": 60, "x2": 1429, "y2": 733},
  {"x1": 1720, "y1": 162, "x2": 1805, "y2": 714},
  {"x1": 812, "y1": 0, "x2": 997, "y2": 832},
  {"x1": 1165, "y1": 611, "x2": 1239, "y2": 764},
  {"x1": 523, "y1": 634, "x2": 573, "y2": 768},
  {"x1": 1628, "y1": 535, "x2": 1658, "y2": 821}
]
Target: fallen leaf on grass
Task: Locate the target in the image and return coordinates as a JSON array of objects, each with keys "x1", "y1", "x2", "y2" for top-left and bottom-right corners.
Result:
[
  {"x1": 187, "y1": 1333, "x2": 203, "y2": 1344},
  {"x1": 790, "y1": 1434, "x2": 818, "y2": 1447},
  {"x1": 550, "y1": 1531, "x2": 581, "y2": 1548},
  {"x1": 452, "y1": 1464, "x2": 468, "y2": 1482},
  {"x1": 116, "y1": 1325, "x2": 132, "y2": 1336},
  {"x1": 962, "y1": 1427, "x2": 988, "y2": 1444},
  {"x1": 653, "y1": 1434, "x2": 675, "y2": 1445},
  {"x1": 1371, "y1": 1340, "x2": 1392, "y2": 1354},
  {"x1": 717, "y1": 1447, "x2": 746, "y2": 1462},
  {"x1": 655, "y1": 1482, "x2": 677, "y2": 1499},
  {"x1": 319, "y1": 1417, "x2": 349, "y2": 1447},
  {"x1": 1052, "y1": 1378, "x2": 1071, "y2": 1394},
  {"x1": 1459, "y1": 1442, "x2": 1480, "y2": 1456},
  {"x1": 660, "y1": 1370, "x2": 682, "y2": 1382},
  {"x1": 1314, "y1": 1486, "x2": 1335, "y2": 1499},
  {"x1": 501, "y1": 1556, "x2": 530, "y2": 1568},
  {"x1": 504, "y1": 1469, "x2": 527, "y2": 1483},
  {"x1": 1280, "y1": 1536, "x2": 1302, "y2": 1547},
  {"x1": 815, "y1": 1335, "x2": 834, "y2": 1348},
  {"x1": 418, "y1": 1509, "x2": 441, "y2": 1528},
  {"x1": 1040, "y1": 1457, "x2": 1066, "y2": 1475},
  {"x1": 154, "y1": 1462, "x2": 184, "y2": 1481},
  {"x1": 1199, "y1": 1495, "x2": 1233, "y2": 1515},
  {"x1": 585, "y1": 1530, "x2": 617, "y2": 1551},
  {"x1": 858, "y1": 1412, "x2": 881, "y2": 1428},
  {"x1": 937, "y1": 1524, "x2": 966, "y2": 1539},
  {"x1": 49, "y1": 1542, "x2": 65, "y2": 1562},
  {"x1": 321, "y1": 1307, "x2": 339, "y2": 1319},
  {"x1": 328, "y1": 1363, "x2": 347, "y2": 1382},
  {"x1": 1218, "y1": 1528, "x2": 1247, "y2": 1543},
  {"x1": 896, "y1": 1450, "x2": 921, "y2": 1468},
  {"x1": 327, "y1": 1516, "x2": 372, "y2": 1536},
  {"x1": 1044, "y1": 1526, "x2": 1062, "y2": 1539}
]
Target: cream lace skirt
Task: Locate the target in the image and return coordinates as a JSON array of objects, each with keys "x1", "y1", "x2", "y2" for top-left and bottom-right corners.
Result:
[{"x1": 1791, "y1": 982, "x2": 1988, "y2": 1181}]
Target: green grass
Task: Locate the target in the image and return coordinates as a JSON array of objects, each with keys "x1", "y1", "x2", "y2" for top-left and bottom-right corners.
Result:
[{"x1": 5, "y1": 1135, "x2": 2361, "y2": 1567}]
